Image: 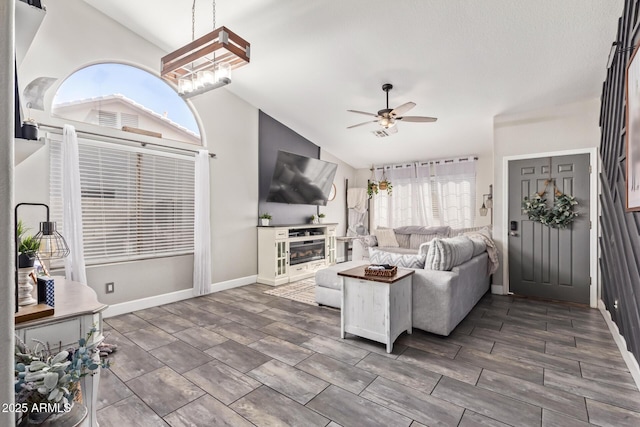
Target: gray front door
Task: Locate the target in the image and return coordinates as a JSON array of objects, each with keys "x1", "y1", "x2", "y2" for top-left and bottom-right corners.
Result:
[{"x1": 508, "y1": 154, "x2": 590, "y2": 304}]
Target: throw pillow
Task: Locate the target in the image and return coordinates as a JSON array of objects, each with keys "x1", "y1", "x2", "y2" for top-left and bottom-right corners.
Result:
[
  {"x1": 425, "y1": 236, "x2": 475, "y2": 271},
  {"x1": 358, "y1": 235, "x2": 378, "y2": 247},
  {"x1": 374, "y1": 228, "x2": 399, "y2": 248},
  {"x1": 467, "y1": 235, "x2": 487, "y2": 257},
  {"x1": 369, "y1": 248, "x2": 426, "y2": 269},
  {"x1": 394, "y1": 233, "x2": 411, "y2": 248}
]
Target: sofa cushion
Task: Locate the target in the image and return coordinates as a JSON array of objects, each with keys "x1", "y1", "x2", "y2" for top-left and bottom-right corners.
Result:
[
  {"x1": 394, "y1": 225, "x2": 451, "y2": 236},
  {"x1": 395, "y1": 233, "x2": 411, "y2": 248},
  {"x1": 467, "y1": 236, "x2": 487, "y2": 257},
  {"x1": 374, "y1": 228, "x2": 399, "y2": 247},
  {"x1": 425, "y1": 236, "x2": 475, "y2": 271},
  {"x1": 369, "y1": 247, "x2": 426, "y2": 269},
  {"x1": 378, "y1": 247, "x2": 419, "y2": 255},
  {"x1": 409, "y1": 232, "x2": 448, "y2": 250}
]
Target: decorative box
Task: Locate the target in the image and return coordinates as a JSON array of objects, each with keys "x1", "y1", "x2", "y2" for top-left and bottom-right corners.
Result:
[
  {"x1": 36, "y1": 276, "x2": 55, "y2": 307},
  {"x1": 364, "y1": 265, "x2": 397, "y2": 277}
]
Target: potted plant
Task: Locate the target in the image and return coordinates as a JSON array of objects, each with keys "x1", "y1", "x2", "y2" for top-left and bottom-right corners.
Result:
[
  {"x1": 317, "y1": 213, "x2": 326, "y2": 223},
  {"x1": 259, "y1": 213, "x2": 272, "y2": 226},
  {"x1": 310, "y1": 214, "x2": 318, "y2": 224},
  {"x1": 17, "y1": 221, "x2": 39, "y2": 268},
  {"x1": 14, "y1": 327, "x2": 111, "y2": 424},
  {"x1": 367, "y1": 182, "x2": 379, "y2": 199}
]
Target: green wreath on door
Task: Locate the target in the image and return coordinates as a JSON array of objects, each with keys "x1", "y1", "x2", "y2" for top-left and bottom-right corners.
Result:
[{"x1": 522, "y1": 180, "x2": 578, "y2": 229}]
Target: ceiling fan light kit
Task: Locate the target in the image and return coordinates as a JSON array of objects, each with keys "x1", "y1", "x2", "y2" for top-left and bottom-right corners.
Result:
[
  {"x1": 161, "y1": 0, "x2": 250, "y2": 98},
  {"x1": 347, "y1": 83, "x2": 437, "y2": 136}
]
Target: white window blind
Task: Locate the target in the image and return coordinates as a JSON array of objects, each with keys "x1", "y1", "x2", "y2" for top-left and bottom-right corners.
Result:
[{"x1": 49, "y1": 137, "x2": 195, "y2": 264}]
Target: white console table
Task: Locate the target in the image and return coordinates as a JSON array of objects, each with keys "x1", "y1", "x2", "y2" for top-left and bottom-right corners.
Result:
[
  {"x1": 15, "y1": 277, "x2": 108, "y2": 427},
  {"x1": 257, "y1": 223, "x2": 337, "y2": 286}
]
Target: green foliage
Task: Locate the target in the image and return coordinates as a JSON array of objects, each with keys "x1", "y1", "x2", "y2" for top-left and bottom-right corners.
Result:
[
  {"x1": 367, "y1": 181, "x2": 392, "y2": 199},
  {"x1": 17, "y1": 220, "x2": 40, "y2": 254},
  {"x1": 17, "y1": 220, "x2": 27, "y2": 240},
  {"x1": 19, "y1": 235, "x2": 40, "y2": 255},
  {"x1": 522, "y1": 192, "x2": 578, "y2": 229},
  {"x1": 15, "y1": 327, "x2": 111, "y2": 411},
  {"x1": 259, "y1": 213, "x2": 272, "y2": 220},
  {"x1": 367, "y1": 182, "x2": 378, "y2": 198},
  {"x1": 318, "y1": 213, "x2": 326, "y2": 218}
]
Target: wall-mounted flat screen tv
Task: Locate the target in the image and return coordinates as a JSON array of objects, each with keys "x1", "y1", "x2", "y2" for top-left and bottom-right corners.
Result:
[{"x1": 266, "y1": 151, "x2": 338, "y2": 206}]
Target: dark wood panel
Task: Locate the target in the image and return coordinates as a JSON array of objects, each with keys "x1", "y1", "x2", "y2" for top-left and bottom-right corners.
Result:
[{"x1": 599, "y1": 0, "x2": 640, "y2": 366}]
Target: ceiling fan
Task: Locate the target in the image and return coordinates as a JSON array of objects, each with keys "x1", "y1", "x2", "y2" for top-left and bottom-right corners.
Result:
[{"x1": 347, "y1": 83, "x2": 437, "y2": 135}]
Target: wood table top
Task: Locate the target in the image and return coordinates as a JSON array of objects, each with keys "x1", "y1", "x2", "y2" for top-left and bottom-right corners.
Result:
[
  {"x1": 338, "y1": 265, "x2": 414, "y2": 284},
  {"x1": 15, "y1": 276, "x2": 107, "y2": 328}
]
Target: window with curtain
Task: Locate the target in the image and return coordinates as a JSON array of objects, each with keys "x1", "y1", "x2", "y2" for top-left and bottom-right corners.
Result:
[
  {"x1": 373, "y1": 158, "x2": 476, "y2": 229},
  {"x1": 49, "y1": 136, "x2": 195, "y2": 264}
]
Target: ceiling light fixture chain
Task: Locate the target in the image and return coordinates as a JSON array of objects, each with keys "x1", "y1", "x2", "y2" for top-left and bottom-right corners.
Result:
[
  {"x1": 191, "y1": 0, "x2": 196, "y2": 41},
  {"x1": 212, "y1": 0, "x2": 216, "y2": 31}
]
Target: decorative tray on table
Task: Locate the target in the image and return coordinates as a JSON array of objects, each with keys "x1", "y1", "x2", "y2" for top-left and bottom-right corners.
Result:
[{"x1": 364, "y1": 264, "x2": 397, "y2": 277}]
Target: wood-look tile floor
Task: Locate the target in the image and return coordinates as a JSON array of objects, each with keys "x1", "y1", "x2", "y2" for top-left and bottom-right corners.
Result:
[{"x1": 98, "y1": 285, "x2": 640, "y2": 427}]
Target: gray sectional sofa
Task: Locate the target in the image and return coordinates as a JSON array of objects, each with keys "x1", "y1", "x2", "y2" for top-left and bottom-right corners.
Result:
[
  {"x1": 315, "y1": 254, "x2": 490, "y2": 336},
  {"x1": 352, "y1": 225, "x2": 488, "y2": 261},
  {"x1": 316, "y1": 225, "x2": 493, "y2": 336}
]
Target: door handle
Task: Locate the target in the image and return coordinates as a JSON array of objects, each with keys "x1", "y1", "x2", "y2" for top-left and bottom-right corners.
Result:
[{"x1": 510, "y1": 231, "x2": 519, "y2": 237}]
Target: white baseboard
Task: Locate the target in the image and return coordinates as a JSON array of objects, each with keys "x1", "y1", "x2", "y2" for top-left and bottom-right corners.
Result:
[
  {"x1": 208, "y1": 274, "x2": 257, "y2": 293},
  {"x1": 598, "y1": 300, "x2": 640, "y2": 391},
  {"x1": 491, "y1": 284, "x2": 505, "y2": 295},
  {"x1": 103, "y1": 274, "x2": 258, "y2": 318}
]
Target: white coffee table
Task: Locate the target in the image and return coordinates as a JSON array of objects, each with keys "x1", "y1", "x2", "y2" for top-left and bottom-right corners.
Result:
[{"x1": 338, "y1": 266, "x2": 414, "y2": 353}]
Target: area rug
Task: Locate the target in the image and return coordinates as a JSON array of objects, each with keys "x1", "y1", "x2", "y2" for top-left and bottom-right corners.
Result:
[{"x1": 264, "y1": 278, "x2": 318, "y2": 306}]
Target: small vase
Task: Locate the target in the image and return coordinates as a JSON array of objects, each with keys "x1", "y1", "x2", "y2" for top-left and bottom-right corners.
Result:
[
  {"x1": 259, "y1": 218, "x2": 270, "y2": 226},
  {"x1": 21, "y1": 122, "x2": 38, "y2": 140}
]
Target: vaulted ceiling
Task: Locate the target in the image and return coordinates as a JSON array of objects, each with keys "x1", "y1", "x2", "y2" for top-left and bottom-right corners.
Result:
[{"x1": 84, "y1": 0, "x2": 622, "y2": 168}]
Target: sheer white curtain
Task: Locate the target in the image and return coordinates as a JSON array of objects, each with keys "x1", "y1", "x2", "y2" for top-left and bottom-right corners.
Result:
[
  {"x1": 372, "y1": 158, "x2": 476, "y2": 229},
  {"x1": 432, "y1": 159, "x2": 476, "y2": 228},
  {"x1": 373, "y1": 163, "x2": 434, "y2": 228},
  {"x1": 62, "y1": 125, "x2": 87, "y2": 284},
  {"x1": 193, "y1": 150, "x2": 211, "y2": 296}
]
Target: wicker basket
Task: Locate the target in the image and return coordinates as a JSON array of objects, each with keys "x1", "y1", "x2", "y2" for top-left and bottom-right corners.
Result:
[{"x1": 364, "y1": 265, "x2": 397, "y2": 277}]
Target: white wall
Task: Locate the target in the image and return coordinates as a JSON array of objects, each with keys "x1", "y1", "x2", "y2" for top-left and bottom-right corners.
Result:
[
  {"x1": 492, "y1": 98, "x2": 601, "y2": 292},
  {"x1": 320, "y1": 150, "x2": 357, "y2": 259},
  {"x1": 191, "y1": 90, "x2": 259, "y2": 284},
  {"x1": 1, "y1": 1, "x2": 15, "y2": 422},
  {"x1": 15, "y1": 0, "x2": 260, "y2": 304}
]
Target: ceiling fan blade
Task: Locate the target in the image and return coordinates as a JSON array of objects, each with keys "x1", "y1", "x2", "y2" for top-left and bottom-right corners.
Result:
[
  {"x1": 347, "y1": 120, "x2": 378, "y2": 129},
  {"x1": 397, "y1": 116, "x2": 438, "y2": 123},
  {"x1": 347, "y1": 109, "x2": 378, "y2": 117},
  {"x1": 390, "y1": 102, "x2": 416, "y2": 116},
  {"x1": 387, "y1": 124, "x2": 398, "y2": 134}
]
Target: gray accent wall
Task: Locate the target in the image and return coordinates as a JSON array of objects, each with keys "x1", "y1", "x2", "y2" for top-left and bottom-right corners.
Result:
[
  {"x1": 599, "y1": 0, "x2": 640, "y2": 365},
  {"x1": 258, "y1": 110, "x2": 321, "y2": 225}
]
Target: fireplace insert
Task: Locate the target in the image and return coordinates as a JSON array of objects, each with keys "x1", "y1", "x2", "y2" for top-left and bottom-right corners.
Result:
[{"x1": 289, "y1": 239, "x2": 325, "y2": 265}]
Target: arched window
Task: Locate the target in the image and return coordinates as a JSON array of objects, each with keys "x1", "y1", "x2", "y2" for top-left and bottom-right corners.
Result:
[{"x1": 52, "y1": 63, "x2": 201, "y2": 145}]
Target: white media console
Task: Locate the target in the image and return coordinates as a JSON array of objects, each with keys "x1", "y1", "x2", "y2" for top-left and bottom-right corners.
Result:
[{"x1": 257, "y1": 223, "x2": 337, "y2": 286}]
